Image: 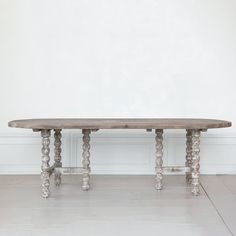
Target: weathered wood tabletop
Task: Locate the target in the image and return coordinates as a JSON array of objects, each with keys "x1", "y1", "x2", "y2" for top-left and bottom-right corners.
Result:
[{"x1": 8, "y1": 118, "x2": 231, "y2": 130}]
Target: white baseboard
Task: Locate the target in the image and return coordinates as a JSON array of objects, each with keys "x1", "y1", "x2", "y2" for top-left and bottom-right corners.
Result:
[{"x1": 0, "y1": 131, "x2": 236, "y2": 175}]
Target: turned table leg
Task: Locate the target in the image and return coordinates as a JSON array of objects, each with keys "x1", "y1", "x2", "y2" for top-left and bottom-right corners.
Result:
[
  {"x1": 191, "y1": 129, "x2": 201, "y2": 196},
  {"x1": 54, "y1": 129, "x2": 62, "y2": 186},
  {"x1": 185, "y1": 129, "x2": 193, "y2": 183},
  {"x1": 82, "y1": 129, "x2": 91, "y2": 191},
  {"x1": 41, "y1": 129, "x2": 51, "y2": 198},
  {"x1": 155, "y1": 129, "x2": 164, "y2": 190}
]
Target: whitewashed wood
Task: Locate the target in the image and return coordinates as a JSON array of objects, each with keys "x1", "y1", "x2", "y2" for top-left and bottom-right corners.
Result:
[
  {"x1": 54, "y1": 166, "x2": 191, "y2": 175},
  {"x1": 55, "y1": 167, "x2": 83, "y2": 174},
  {"x1": 82, "y1": 129, "x2": 91, "y2": 190},
  {"x1": 54, "y1": 129, "x2": 62, "y2": 186},
  {"x1": 155, "y1": 129, "x2": 164, "y2": 190},
  {"x1": 41, "y1": 130, "x2": 51, "y2": 198},
  {"x1": 191, "y1": 130, "x2": 201, "y2": 196},
  {"x1": 185, "y1": 129, "x2": 192, "y2": 183}
]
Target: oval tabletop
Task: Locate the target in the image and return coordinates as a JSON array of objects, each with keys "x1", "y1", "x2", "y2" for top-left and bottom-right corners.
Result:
[{"x1": 8, "y1": 118, "x2": 232, "y2": 130}]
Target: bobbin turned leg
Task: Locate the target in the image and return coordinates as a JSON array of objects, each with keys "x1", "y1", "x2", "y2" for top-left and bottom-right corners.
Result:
[
  {"x1": 191, "y1": 129, "x2": 201, "y2": 196},
  {"x1": 155, "y1": 129, "x2": 164, "y2": 190},
  {"x1": 185, "y1": 129, "x2": 193, "y2": 183},
  {"x1": 54, "y1": 129, "x2": 62, "y2": 186},
  {"x1": 82, "y1": 129, "x2": 91, "y2": 191},
  {"x1": 41, "y1": 129, "x2": 51, "y2": 198}
]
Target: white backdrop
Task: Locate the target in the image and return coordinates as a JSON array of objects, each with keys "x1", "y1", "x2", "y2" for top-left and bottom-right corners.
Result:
[{"x1": 0, "y1": 0, "x2": 236, "y2": 174}]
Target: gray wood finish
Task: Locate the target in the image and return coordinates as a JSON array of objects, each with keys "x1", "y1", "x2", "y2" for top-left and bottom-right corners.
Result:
[
  {"x1": 7, "y1": 118, "x2": 232, "y2": 198},
  {"x1": 185, "y1": 130, "x2": 193, "y2": 183},
  {"x1": 8, "y1": 118, "x2": 231, "y2": 130},
  {"x1": 155, "y1": 129, "x2": 164, "y2": 190},
  {"x1": 41, "y1": 130, "x2": 51, "y2": 198},
  {"x1": 54, "y1": 129, "x2": 62, "y2": 187},
  {"x1": 191, "y1": 129, "x2": 201, "y2": 196},
  {"x1": 82, "y1": 129, "x2": 91, "y2": 191}
]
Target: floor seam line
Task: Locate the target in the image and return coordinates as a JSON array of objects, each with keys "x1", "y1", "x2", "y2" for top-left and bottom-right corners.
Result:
[{"x1": 200, "y1": 182, "x2": 234, "y2": 236}]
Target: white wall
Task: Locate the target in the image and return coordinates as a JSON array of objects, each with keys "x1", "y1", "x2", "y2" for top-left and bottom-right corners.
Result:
[{"x1": 0, "y1": 0, "x2": 236, "y2": 174}]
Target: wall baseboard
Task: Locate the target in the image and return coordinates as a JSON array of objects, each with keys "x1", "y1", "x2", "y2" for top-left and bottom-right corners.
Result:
[{"x1": 0, "y1": 131, "x2": 236, "y2": 175}]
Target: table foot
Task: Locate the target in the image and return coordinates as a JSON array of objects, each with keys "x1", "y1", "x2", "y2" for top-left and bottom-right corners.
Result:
[
  {"x1": 41, "y1": 129, "x2": 51, "y2": 198},
  {"x1": 155, "y1": 129, "x2": 164, "y2": 190},
  {"x1": 185, "y1": 129, "x2": 193, "y2": 184},
  {"x1": 82, "y1": 129, "x2": 91, "y2": 191},
  {"x1": 54, "y1": 129, "x2": 62, "y2": 186},
  {"x1": 191, "y1": 129, "x2": 201, "y2": 196}
]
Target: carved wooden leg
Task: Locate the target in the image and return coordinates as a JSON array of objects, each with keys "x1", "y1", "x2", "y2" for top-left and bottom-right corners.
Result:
[
  {"x1": 41, "y1": 129, "x2": 51, "y2": 198},
  {"x1": 191, "y1": 129, "x2": 201, "y2": 196},
  {"x1": 54, "y1": 129, "x2": 62, "y2": 186},
  {"x1": 155, "y1": 129, "x2": 164, "y2": 190},
  {"x1": 185, "y1": 129, "x2": 193, "y2": 183},
  {"x1": 82, "y1": 129, "x2": 91, "y2": 191}
]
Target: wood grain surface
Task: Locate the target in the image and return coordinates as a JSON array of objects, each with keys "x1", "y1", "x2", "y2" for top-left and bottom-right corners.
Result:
[{"x1": 8, "y1": 118, "x2": 232, "y2": 130}]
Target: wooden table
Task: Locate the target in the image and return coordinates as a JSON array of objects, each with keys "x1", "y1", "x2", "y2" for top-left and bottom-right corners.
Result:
[{"x1": 8, "y1": 118, "x2": 231, "y2": 198}]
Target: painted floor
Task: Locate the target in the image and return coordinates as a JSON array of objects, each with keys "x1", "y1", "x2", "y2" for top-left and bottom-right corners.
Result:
[{"x1": 0, "y1": 175, "x2": 235, "y2": 236}]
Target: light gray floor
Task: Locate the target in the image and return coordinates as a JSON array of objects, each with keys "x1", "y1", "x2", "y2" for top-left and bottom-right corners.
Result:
[{"x1": 0, "y1": 175, "x2": 235, "y2": 236}]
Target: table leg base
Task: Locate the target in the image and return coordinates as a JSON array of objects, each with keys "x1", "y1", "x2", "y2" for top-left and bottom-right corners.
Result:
[
  {"x1": 155, "y1": 182, "x2": 163, "y2": 190},
  {"x1": 192, "y1": 185, "x2": 200, "y2": 196},
  {"x1": 41, "y1": 172, "x2": 50, "y2": 198},
  {"x1": 54, "y1": 169, "x2": 62, "y2": 187},
  {"x1": 82, "y1": 182, "x2": 90, "y2": 191}
]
